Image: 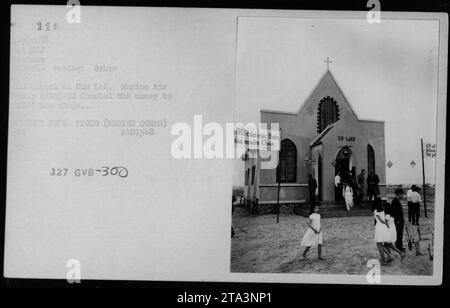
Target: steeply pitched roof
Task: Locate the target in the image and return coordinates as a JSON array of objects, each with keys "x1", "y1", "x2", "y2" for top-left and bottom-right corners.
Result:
[
  {"x1": 297, "y1": 70, "x2": 358, "y2": 119},
  {"x1": 260, "y1": 68, "x2": 385, "y2": 124}
]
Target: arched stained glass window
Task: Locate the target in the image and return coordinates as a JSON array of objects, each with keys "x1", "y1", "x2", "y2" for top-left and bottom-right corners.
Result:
[
  {"x1": 276, "y1": 139, "x2": 297, "y2": 183},
  {"x1": 317, "y1": 96, "x2": 340, "y2": 133}
]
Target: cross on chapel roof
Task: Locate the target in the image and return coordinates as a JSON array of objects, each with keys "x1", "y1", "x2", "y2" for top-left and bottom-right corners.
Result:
[{"x1": 324, "y1": 57, "x2": 333, "y2": 70}]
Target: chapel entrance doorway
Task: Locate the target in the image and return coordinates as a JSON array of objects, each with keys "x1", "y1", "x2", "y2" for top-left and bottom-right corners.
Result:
[{"x1": 335, "y1": 146, "x2": 352, "y2": 201}]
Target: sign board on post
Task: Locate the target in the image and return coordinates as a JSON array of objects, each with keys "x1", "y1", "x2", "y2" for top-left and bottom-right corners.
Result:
[
  {"x1": 425, "y1": 143, "x2": 436, "y2": 158},
  {"x1": 234, "y1": 124, "x2": 280, "y2": 151}
]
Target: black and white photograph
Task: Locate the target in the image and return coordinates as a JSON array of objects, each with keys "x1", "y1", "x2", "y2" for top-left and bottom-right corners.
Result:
[
  {"x1": 1, "y1": 2, "x2": 448, "y2": 291},
  {"x1": 231, "y1": 14, "x2": 445, "y2": 281}
]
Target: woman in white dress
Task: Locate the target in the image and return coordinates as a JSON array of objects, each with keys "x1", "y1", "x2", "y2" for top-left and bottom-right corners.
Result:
[
  {"x1": 300, "y1": 206, "x2": 324, "y2": 260},
  {"x1": 344, "y1": 184, "x2": 354, "y2": 211},
  {"x1": 373, "y1": 198, "x2": 392, "y2": 265}
]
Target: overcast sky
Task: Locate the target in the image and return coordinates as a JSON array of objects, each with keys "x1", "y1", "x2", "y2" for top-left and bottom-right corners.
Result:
[{"x1": 233, "y1": 17, "x2": 440, "y2": 186}]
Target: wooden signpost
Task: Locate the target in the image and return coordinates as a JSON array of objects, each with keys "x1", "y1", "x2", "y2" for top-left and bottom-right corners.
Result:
[
  {"x1": 276, "y1": 129, "x2": 282, "y2": 223},
  {"x1": 421, "y1": 138, "x2": 428, "y2": 218}
]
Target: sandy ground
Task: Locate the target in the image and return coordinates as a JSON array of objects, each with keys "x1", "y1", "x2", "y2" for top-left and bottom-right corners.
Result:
[{"x1": 230, "y1": 204, "x2": 434, "y2": 276}]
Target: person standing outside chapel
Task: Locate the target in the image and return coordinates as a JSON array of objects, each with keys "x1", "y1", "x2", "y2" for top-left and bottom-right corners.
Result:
[
  {"x1": 334, "y1": 171, "x2": 342, "y2": 200},
  {"x1": 308, "y1": 174, "x2": 318, "y2": 213},
  {"x1": 367, "y1": 172, "x2": 380, "y2": 202},
  {"x1": 357, "y1": 169, "x2": 366, "y2": 201}
]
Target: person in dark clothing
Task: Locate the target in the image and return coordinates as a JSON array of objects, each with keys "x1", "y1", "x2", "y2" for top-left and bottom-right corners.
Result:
[
  {"x1": 367, "y1": 172, "x2": 380, "y2": 202},
  {"x1": 390, "y1": 188, "x2": 406, "y2": 252},
  {"x1": 308, "y1": 174, "x2": 317, "y2": 205},
  {"x1": 357, "y1": 169, "x2": 366, "y2": 201}
]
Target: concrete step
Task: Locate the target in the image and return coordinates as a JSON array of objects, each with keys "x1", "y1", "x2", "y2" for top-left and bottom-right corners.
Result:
[
  {"x1": 295, "y1": 209, "x2": 373, "y2": 218},
  {"x1": 294, "y1": 203, "x2": 373, "y2": 218},
  {"x1": 321, "y1": 210, "x2": 373, "y2": 218},
  {"x1": 318, "y1": 203, "x2": 368, "y2": 209}
]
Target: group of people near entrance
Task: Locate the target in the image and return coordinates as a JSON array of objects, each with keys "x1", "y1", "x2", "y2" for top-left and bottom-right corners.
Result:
[
  {"x1": 301, "y1": 185, "x2": 424, "y2": 265},
  {"x1": 307, "y1": 169, "x2": 381, "y2": 212},
  {"x1": 334, "y1": 169, "x2": 380, "y2": 211}
]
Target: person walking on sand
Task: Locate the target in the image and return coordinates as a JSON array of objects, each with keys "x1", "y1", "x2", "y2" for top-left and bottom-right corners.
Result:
[
  {"x1": 411, "y1": 186, "x2": 422, "y2": 225},
  {"x1": 344, "y1": 183, "x2": 354, "y2": 211},
  {"x1": 384, "y1": 203, "x2": 406, "y2": 258},
  {"x1": 391, "y1": 188, "x2": 406, "y2": 252},
  {"x1": 300, "y1": 206, "x2": 324, "y2": 260},
  {"x1": 406, "y1": 185, "x2": 415, "y2": 223},
  {"x1": 373, "y1": 198, "x2": 392, "y2": 265}
]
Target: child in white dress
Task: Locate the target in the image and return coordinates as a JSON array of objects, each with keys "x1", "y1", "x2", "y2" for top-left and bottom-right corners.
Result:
[
  {"x1": 300, "y1": 206, "x2": 324, "y2": 260},
  {"x1": 373, "y1": 198, "x2": 392, "y2": 265},
  {"x1": 386, "y1": 213, "x2": 397, "y2": 243},
  {"x1": 344, "y1": 184, "x2": 354, "y2": 211}
]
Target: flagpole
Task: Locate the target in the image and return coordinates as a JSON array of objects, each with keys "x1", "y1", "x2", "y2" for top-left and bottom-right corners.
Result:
[
  {"x1": 421, "y1": 138, "x2": 428, "y2": 217},
  {"x1": 276, "y1": 178, "x2": 281, "y2": 224}
]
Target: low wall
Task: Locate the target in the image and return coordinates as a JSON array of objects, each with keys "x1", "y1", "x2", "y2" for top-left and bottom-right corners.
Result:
[
  {"x1": 257, "y1": 203, "x2": 300, "y2": 215},
  {"x1": 259, "y1": 184, "x2": 309, "y2": 203},
  {"x1": 242, "y1": 198, "x2": 302, "y2": 215}
]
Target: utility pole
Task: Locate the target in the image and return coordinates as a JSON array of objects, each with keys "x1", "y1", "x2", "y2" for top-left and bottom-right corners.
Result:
[
  {"x1": 276, "y1": 129, "x2": 282, "y2": 223},
  {"x1": 276, "y1": 175, "x2": 281, "y2": 223},
  {"x1": 421, "y1": 138, "x2": 428, "y2": 217}
]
